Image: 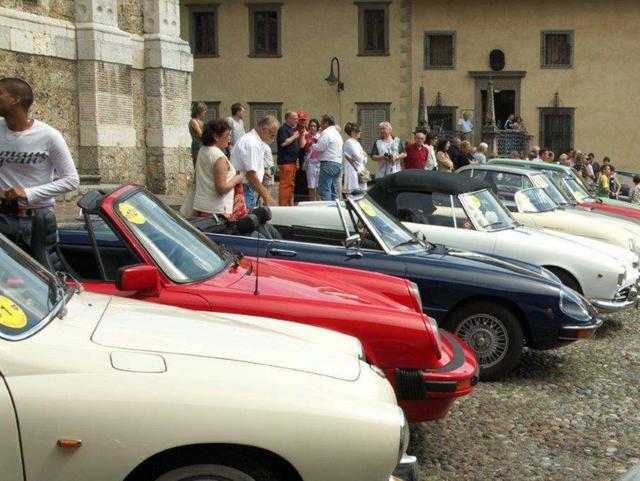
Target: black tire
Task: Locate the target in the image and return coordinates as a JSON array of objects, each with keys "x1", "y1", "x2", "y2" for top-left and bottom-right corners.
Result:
[
  {"x1": 443, "y1": 301, "x2": 523, "y2": 381},
  {"x1": 153, "y1": 454, "x2": 281, "y2": 481},
  {"x1": 545, "y1": 266, "x2": 582, "y2": 294}
]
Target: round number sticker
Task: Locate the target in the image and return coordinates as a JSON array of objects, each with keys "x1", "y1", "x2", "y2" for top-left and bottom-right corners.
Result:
[
  {"x1": 358, "y1": 200, "x2": 377, "y2": 217},
  {"x1": 119, "y1": 202, "x2": 146, "y2": 224},
  {"x1": 0, "y1": 295, "x2": 27, "y2": 329},
  {"x1": 466, "y1": 195, "x2": 482, "y2": 210}
]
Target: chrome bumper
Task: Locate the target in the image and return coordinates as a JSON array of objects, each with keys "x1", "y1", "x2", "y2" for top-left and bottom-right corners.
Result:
[
  {"x1": 392, "y1": 454, "x2": 420, "y2": 481},
  {"x1": 557, "y1": 318, "x2": 603, "y2": 341},
  {"x1": 590, "y1": 285, "x2": 638, "y2": 313}
]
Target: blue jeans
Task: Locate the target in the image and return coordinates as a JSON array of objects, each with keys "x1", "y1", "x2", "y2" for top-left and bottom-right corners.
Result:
[
  {"x1": 319, "y1": 161, "x2": 342, "y2": 201},
  {"x1": 243, "y1": 183, "x2": 259, "y2": 210},
  {"x1": 0, "y1": 213, "x2": 34, "y2": 245}
]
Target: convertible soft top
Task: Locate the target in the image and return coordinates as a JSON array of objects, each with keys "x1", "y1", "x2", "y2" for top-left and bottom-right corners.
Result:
[{"x1": 369, "y1": 170, "x2": 491, "y2": 196}]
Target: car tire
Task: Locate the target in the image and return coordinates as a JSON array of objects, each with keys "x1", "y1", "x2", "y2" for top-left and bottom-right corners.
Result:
[
  {"x1": 545, "y1": 267, "x2": 582, "y2": 294},
  {"x1": 444, "y1": 301, "x2": 523, "y2": 381},
  {"x1": 154, "y1": 462, "x2": 281, "y2": 481}
]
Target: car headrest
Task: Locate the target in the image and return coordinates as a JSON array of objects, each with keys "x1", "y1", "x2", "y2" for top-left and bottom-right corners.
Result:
[
  {"x1": 252, "y1": 206, "x2": 272, "y2": 224},
  {"x1": 237, "y1": 214, "x2": 259, "y2": 235}
]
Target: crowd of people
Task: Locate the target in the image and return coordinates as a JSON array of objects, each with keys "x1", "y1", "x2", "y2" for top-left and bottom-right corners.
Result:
[{"x1": 187, "y1": 104, "x2": 525, "y2": 217}]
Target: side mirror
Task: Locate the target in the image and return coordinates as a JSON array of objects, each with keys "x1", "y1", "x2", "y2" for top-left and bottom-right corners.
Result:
[
  {"x1": 116, "y1": 264, "x2": 159, "y2": 296},
  {"x1": 344, "y1": 233, "x2": 362, "y2": 250},
  {"x1": 414, "y1": 230, "x2": 428, "y2": 243}
]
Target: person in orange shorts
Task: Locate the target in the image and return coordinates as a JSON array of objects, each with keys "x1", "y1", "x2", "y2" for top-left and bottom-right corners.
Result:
[{"x1": 276, "y1": 111, "x2": 300, "y2": 206}]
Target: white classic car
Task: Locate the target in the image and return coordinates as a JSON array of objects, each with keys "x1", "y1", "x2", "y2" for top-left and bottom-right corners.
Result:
[
  {"x1": 346, "y1": 171, "x2": 637, "y2": 313},
  {"x1": 457, "y1": 163, "x2": 640, "y2": 257},
  {"x1": 0, "y1": 234, "x2": 414, "y2": 481}
]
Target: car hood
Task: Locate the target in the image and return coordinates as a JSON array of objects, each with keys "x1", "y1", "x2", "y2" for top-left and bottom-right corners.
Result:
[
  {"x1": 92, "y1": 296, "x2": 361, "y2": 381},
  {"x1": 404, "y1": 242, "x2": 556, "y2": 286},
  {"x1": 217, "y1": 257, "x2": 410, "y2": 311}
]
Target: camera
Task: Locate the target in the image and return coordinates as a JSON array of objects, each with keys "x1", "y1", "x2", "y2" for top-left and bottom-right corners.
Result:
[{"x1": 383, "y1": 152, "x2": 394, "y2": 160}]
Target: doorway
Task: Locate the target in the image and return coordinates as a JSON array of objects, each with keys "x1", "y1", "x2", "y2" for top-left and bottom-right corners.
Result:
[{"x1": 481, "y1": 89, "x2": 515, "y2": 129}]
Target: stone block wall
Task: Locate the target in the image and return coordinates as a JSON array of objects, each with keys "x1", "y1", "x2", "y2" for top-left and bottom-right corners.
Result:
[
  {"x1": 0, "y1": 49, "x2": 79, "y2": 162},
  {"x1": 0, "y1": 0, "x2": 193, "y2": 194}
]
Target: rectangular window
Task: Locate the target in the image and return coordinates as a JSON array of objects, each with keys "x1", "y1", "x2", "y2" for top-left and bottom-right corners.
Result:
[
  {"x1": 188, "y1": 5, "x2": 219, "y2": 57},
  {"x1": 541, "y1": 31, "x2": 573, "y2": 68},
  {"x1": 539, "y1": 107, "x2": 574, "y2": 156},
  {"x1": 249, "y1": 102, "x2": 282, "y2": 152},
  {"x1": 424, "y1": 32, "x2": 455, "y2": 69},
  {"x1": 357, "y1": 102, "x2": 390, "y2": 153},
  {"x1": 203, "y1": 102, "x2": 220, "y2": 123},
  {"x1": 357, "y1": 2, "x2": 390, "y2": 56},
  {"x1": 248, "y1": 4, "x2": 282, "y2": 57}
]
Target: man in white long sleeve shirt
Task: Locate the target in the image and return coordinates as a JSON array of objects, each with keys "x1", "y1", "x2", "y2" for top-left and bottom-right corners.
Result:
[
  {"x1": 313, "y1": 114, "x2": 344, "y2": 200},
  {"x1": 0, "y1": 77, "x2": 79, "y2": 242}
]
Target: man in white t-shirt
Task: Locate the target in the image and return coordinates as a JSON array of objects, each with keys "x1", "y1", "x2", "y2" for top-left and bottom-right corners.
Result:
[
  {"x1": 230, "y1": 115, "x2": 278, "y2": 209},
  {"x1": 312, "y1": 114, "x2": 344, "y2": 201},
  {"x1": 0, "y1": 77, "x2": 79, "y2": 242}
]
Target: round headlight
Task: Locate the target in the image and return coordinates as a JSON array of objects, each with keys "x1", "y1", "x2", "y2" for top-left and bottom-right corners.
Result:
[
  {"x1": 559, "y1": 287, "x2": 590, "y2": 319},
  {"x1": 397, "y1": 408, "x2": 410, "y2": 465}
]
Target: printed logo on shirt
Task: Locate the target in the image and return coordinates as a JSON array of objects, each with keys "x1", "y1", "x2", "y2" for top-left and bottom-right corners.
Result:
[{"x1": 0, "y1": 151, "x2": 48, "y2": 168}]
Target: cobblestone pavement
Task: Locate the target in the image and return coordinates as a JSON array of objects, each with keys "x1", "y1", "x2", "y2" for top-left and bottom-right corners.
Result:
[{"x1": 410, "y1": 311, "x2": 640, "y2": 481}]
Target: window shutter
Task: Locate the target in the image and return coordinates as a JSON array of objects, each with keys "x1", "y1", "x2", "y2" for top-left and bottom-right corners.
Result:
[{"x1": 358, "y1": 104, "x2": 390, "y2": 153}]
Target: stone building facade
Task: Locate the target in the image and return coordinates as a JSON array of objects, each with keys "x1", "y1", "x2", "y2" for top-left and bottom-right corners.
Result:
[
  {"x1": 0, "y1": 0, "x2": 193, "y2": 194},
  {"x1": 182, "y1": 0, "x2": 640, "y2": 170}
]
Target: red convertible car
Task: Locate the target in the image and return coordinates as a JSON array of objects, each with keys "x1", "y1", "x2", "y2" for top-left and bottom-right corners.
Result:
[{"x1": 30, "y1": 184, "x2": 478, "y2": 422}]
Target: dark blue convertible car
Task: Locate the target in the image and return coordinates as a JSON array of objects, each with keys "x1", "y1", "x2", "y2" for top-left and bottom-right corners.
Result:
[{"x1": 189, "y1": 193, "x2": 600, "y2": 380}]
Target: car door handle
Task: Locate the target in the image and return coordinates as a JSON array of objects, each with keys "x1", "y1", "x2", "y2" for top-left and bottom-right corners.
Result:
[{"x1": 268, "y1": 248, "x2": 297, "y2": 257}]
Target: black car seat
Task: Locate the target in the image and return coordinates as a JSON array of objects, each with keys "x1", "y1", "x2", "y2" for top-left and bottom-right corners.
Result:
[
  {"x1": 252, "y1": 206, "x2": 282, "y2": 239},
  {"x1": 236, "y1": 214, "x2": 260, "y2": 238},
  {"x1": 30, "y1": 211, "x2": 76, "y2": 276}
]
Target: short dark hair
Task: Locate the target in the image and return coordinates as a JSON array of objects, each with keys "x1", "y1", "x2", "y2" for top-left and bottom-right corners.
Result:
[
  {"x1": 344, "y1": 122, "x2": 360, "y2": 136},
  {"x1": 603, "y1": 156, "x2": 611, "y2": 163},
  {"x1": 308, "y1": 118, "x2": 320, "y2": 129},
  {"x1": 633, "y1": 174, "x2": 640, "y2": 184},
  {"x1": 231, "y1": 103, "x2": 244, "y2": 116},
  {"x1": 426, "y1": 133, "x2": 437, "y2": 143},
  {"x1": 0, "y1": 77, "x2": 34, "y2": 110},
  {"x1": 202, "y1": 119, "x2": 230, "y2": 146}
]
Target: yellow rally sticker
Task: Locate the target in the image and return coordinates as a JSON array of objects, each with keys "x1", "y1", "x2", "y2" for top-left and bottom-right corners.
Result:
[
  {"x1": 532, "y1": 176, "x2": 549, "y2": 188},
  {"x1": 358, "y1": 200, "x2": 377, "y2": 217},
  {"x1": 0, "y1": 295, "x2": 27, "y2": 329},
  {"x1": 118, "y1": 202, "x2": 146, "y2": 224},
  {"x1": 466, "y1": 195, "x2": 482, "y2": 210},
  {"x1": 573, "y1": 190, "x2": 585, "y2": 200}
]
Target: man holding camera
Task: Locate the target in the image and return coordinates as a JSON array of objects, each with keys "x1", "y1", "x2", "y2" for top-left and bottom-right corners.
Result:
[{"x1": 0, "y1": 77, "x2": 79, "y2": 243}]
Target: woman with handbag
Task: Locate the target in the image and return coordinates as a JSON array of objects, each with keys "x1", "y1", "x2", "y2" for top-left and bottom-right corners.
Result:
[
  {"x1": 193, "y1": 119, "x2": 245, "y2": 219},
  {"x1": 343, "y1": 122, "x2": 370, "y2": 194}
]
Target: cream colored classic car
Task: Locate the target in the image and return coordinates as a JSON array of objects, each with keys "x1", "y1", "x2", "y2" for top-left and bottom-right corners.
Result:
[
  {"x1": 0, "y1": 234, "x2": 413, "y2": 481},
  {"x1": 457, "y1": 164, "x2": 640, "y2": 258}
]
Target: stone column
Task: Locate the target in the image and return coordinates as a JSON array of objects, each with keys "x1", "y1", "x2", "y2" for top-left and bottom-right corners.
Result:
[
  {"x1": 143, "y1": 0, "x2": 193, "y2": 194},
  {"x1": 482, "y1": 80, "x2": 499, "y2": 154},
  {"x1": 75, "y1": 0, "x2": 138, "y2": 180}
]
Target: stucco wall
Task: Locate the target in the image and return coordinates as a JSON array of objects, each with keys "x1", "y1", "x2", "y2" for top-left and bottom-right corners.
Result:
[
  {"x1": 411, "y1": 0, "x2": 640, "y2": 168},
  {"x1": 185, "y1": 0, "x2": 640, "y2": 170},
  {"x1": 181, "y1": 0, "x2": 411, "y2": 138}
]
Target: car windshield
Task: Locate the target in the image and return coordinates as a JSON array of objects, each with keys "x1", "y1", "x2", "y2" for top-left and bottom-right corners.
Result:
[
  {"x1": 530, "y1": 173, "x2": 569, "y2": 205},
  {"x1": 561, "y1": 176, "x2": 595, "y2": 202},
  {"x1": 0, "y1": 235, "x2": 67, "y2": 340},
  {"x1": 515, "y1": 187, "x2": 558, "y2": 213},
  {"x1": 546, "y1": 173, "x2": 579, "y2": 204},
  {"x1": 114, "y1": 191, "x2": 229, "y2": 283},
  {"x1": 458, "y1": 189, "x2": 517, "y2": 231},
  {"x1": 348, "y1": 196, "x2": 428, "y2": 253}
]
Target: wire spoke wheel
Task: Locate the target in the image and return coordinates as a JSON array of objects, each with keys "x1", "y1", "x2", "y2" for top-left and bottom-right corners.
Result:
[{"x1": 456, "y1": 314, "x2": 509, "y2": 368}]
